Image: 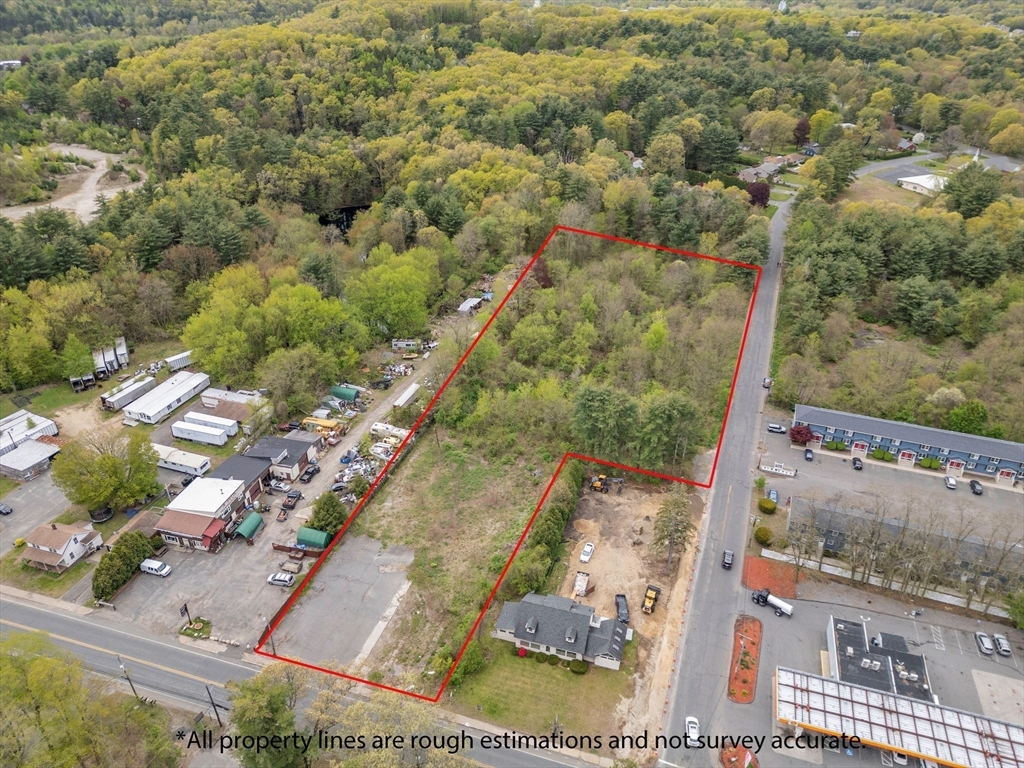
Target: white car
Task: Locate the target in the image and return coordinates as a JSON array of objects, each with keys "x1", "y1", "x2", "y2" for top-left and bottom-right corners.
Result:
[
  {"x1": 269, "y1": 480, "x2": 291, "y2": 492},
  {"x1": 944, "y1": 476, "x2": 957, "y2": 490},
  {"x1": 892, "y1": 752, "x2": 909, "y2": 766},
  {"x1": 685, "y1": 716, "x2": 700, "y2": 742},
  {"x1": 267, "y1": 573, "x2": 295, "y2": 587},
  {"x1": 580, "y1": 542, "x2": 595, "y2": 563}
]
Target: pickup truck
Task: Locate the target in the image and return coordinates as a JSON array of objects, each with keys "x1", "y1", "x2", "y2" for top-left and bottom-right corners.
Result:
[{"x1": 282, "y1": 491, "x2": 303, "y2": 510}]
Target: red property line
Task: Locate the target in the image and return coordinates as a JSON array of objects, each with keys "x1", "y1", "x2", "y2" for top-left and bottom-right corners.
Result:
[{"x1": 256, "y1": 225, "x2": 762, "y2": 702}]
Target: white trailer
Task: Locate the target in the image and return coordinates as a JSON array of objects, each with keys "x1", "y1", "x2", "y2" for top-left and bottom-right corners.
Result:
[
  {"x1": 200, "y1": 388, "x2": 266, "y2": 408},
  {"x1": 151, "y1": 443, "x2": 211, "y2": 476},
  {"x1": 164, "y1": 350, "x2": 193, "y2": 372},
  {"x1": 183, "y1": 411, "x2": 238, "y2": 437},
  {"x1": 393, "y1": 382, "x2": 420, "y2": 409},
  {"x1": 123, "y1": 372, "x2": 210, "y2": 424},
  {"x1": 573, "y1": 571, "x2": 594, "y2": 597},
  {"x1": 370, "y1": 422, "x2": 411, "y2": 441},
  {"x1": 171, "y1": 421, "x2": 227, "y2": 446},
  {"x1": 100, "y1": 376, "x2": 156, "y2": 411}
]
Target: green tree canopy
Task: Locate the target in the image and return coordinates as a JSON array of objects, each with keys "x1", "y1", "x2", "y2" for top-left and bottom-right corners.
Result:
[{"x1": 51, "y1": 430, "x2": 159, "y2": 511}]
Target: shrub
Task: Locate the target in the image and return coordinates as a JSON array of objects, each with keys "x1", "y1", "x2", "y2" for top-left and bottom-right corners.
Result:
[
  {"x1": 754, "y1": 526, "x2": 773, "y2": 547},
  {"x1": 128, "y1": 168, "x2": 140, "y2": 182},
  {"x1": 825, "y1": 440, "x2": 844, "y2": 450},
  {"x1": 920, "y1": 457, "x2": 940, "y2": 469},
  {"x1": 14, "y1": 538, "x2": 25, "y2": 547},
  {"x1": 91, "y1": 531, "x2": 154, "y2": 601},
  {"x1": 569, "y1": 659, "x2": 587, "y2": 675},
  {"x1": 872, "y1": 448, "x2": 886, "y2": 460},
  {"x1": 535, "y1": 653, "x2": 549, "y2": 663},
  {"x1": 757, "y1": 498, "x2": 777, "y2": 514},
  {"x1": 547, "y1": 654, "x2": 560, "y2": 665},
  {"x1": 512, "y1": 643, "x2": 523, "y2": 655},
  {"x1": 524, "y1": 651, "x2": 535, "y2": 659},
  {"x1": 882, "y1": 450, "x2": 894, "y2": 462}
]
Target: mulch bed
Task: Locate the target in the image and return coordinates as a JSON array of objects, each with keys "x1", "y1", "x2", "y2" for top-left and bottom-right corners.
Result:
[
  {"x1": 727, "y1": 615, "x2": 761, "y2": 704},
  {"x1": 742, "y1": 555, "x2": 800, "y2": 599},
  {"x1": 721, "y1": 744, "x2": 759, "y2": 767}
]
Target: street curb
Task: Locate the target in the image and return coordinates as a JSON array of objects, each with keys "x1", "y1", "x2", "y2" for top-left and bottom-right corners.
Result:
[{"x1": 0, "y1": 583, "x2": 94, "y2": 615}]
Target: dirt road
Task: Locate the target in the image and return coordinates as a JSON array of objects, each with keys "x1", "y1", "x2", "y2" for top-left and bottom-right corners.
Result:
[{"x1": 2, "y1": 143, "x2": 145, "y2": 223}]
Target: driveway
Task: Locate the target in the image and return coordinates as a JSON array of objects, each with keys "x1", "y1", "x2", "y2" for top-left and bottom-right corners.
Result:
[{"x1": 0, "y1": 472, "x2": 71, "y2": 548}]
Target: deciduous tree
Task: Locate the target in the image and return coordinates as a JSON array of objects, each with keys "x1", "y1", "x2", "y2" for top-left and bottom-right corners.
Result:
[{"x1": 51, "y1": 430, "x2": 159, "y2": 512}]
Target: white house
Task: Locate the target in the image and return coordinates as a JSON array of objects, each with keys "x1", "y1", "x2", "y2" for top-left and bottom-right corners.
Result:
[
  {"x1": 896, "y1": 174, "x2": 947, "y2": 195},
  {"x1": 22, "y1": 522, "x2": 103, "y2": 573}
]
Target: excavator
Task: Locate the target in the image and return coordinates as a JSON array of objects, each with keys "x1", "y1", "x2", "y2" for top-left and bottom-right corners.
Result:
[{"x1": 589, "y1": 475, "x2": 624, "y2": 494}]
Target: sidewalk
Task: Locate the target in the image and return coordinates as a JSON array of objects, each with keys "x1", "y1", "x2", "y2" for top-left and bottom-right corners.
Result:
[{"x1": 0, "y1": 583, "x2": 94, "y2": 615}]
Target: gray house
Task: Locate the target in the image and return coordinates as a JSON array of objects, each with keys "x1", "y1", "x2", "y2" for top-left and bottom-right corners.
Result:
[
  {"x1": 493, "y1": 593, "x2": 627, "y2": 670},
  {"x1": 793, "y1": 405, "x2": 1024, "y2": 485}
]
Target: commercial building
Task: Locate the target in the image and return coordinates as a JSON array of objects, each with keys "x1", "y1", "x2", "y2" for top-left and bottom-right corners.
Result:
[
  {"x1": 0, "y1": 410, "x2": 59, "y2": 456},
  {"x1": 151, "y1": 443, "x2": 211, "y2": 476},
  {"x1": 166, "y1": 478, "x2": 244, "y2": 519},
  {"x1": 896, "y1": 174, "x2": 947, "y2": 195},
  {"x1": 792, "y1": 404, "x2": 1024, "y2": 484},
  {"x1": 155, "y1": 509, "x2": 227, "y2": 552},
  {"x1": 493, "y1": 592, "x2": 627, "y2": 670},
  {"x1": 100, "y1": 375, "x2": 157, "y2": 411},
  {"x1": 245, "y1": 436, "x2": 310, "y2": 481},
  {"x1": 207, "y1": 455, "x2": 272, "y2": 506},
  {"x1": 22, "y1": 521, "x2": 102, "y2": 573},
  {"x1": 157, "y1": 477, "x2": 246, "y2": 552},
  {"x1": 0, "y1": 439, "x2": 61, "y2": 481},
  {"x1": 826, "y1": 617, "x2": 934, "y2": 702},
  {"x1": 123, "y1": 371, "x2": 210, "y2": 424}
]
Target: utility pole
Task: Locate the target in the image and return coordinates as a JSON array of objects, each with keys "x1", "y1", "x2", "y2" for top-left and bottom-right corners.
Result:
[
  {"x1": 260, "y1": 615, "x2": 276, "y2": 655},
  {"x1": 206, "y1": 685, "x2": 223, "y2": 727},
  {"x1": 117, "y1": 655, "x2": 139, "y2": 698}
]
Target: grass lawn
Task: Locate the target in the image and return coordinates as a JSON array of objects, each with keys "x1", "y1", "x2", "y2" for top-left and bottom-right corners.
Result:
[
  {"x1": 0, "y1": 477, "x2": 20, "y2": 497},
  {"x1": 450, "y1": 632, "x2": 638, "y2": 750},
  {"x1": 54, "y1": 506, "x2": 127, "y2": 540},
  {"x1": 779, "y1": 172, "x2": 808, "y2": 186},
  {"x1": 765, "y1": 204, "x2": 778, "y2": 219},
  {"x1": 837, "y1": 175, "x2": 922, "y2": 207},
  {"x1": 769, "y1": 190, "x2": 791, "y2": 201},
  {"x1": 0, "y1": 547, "x2": 94, "y2": 597},
  {"x1": 0, "y1": 383, "x2": 100, "y2": 420}
]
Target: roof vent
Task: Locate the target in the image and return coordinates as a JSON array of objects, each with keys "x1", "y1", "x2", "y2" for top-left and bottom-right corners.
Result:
[
  {"x1": 565, "y1": 627, "x2": 577, "y2": 644},
  {"x1": 908, "y1": 673, "x2": 918, "y2": 682},
  {"x1": 846, "y1": 646, "x2": 855, "y2": 657},
  {"x1": 871, "y1": 661, "x2": 882, "y2": 671},
  {"x1": 860, "y1": 658, "x2": 871, "y2": 668},
  {"x1": 525, "y1": 616, "x2": 537, "y2": 634},
  {"x1": 836, "y1": 623, "x2": 845, "y2": 630},
  {"x1": 899, "y1": 671, "x2": 909, "y2": 679}
]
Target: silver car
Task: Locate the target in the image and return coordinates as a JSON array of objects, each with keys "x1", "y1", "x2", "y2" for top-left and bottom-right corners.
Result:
[
  {"x1": 992, "y1": 634, "x2": 1011, "y2": 657},
  {"x1": 267, "y1": 573, "x2": 295, "y2": 588},
  {"x1": 975, "y1": 631, "x2": 994, "y2": 655}
]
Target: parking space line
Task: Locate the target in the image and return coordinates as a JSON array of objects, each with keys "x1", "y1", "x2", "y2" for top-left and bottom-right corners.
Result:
[
  {"x1": 930, "y1": 625, "x2": 944, "y2": 651},
  {"x1": 955, "y1": 630, "x2": 963, "y2": 655}
]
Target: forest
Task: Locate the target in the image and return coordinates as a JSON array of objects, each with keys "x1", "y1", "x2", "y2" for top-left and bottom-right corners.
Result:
[{"x1": 0, "y1": 0, "x2": 1022, "y2": 430}]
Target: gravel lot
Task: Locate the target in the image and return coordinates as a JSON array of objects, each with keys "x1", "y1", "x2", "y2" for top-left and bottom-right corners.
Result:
[{"x1": 0, "y1": 472, "x2": 71, "y2": 547}]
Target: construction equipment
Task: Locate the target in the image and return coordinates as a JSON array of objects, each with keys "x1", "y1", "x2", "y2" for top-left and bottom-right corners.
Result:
[
  {"x1": 642, "y1": 584, "x2": 662, "y2": 614},
  {"x1": 590, "y1": 475, "x2": 625, "y2": 494}
]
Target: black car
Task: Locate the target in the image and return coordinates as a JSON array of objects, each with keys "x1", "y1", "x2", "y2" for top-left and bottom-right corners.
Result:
[
  {"x1": 804, "y1": 448, "x2": 814, "y2": 461},
  {"x1": 722, "y1": 550, "x2": 734, "y2": 569},
  {"x1": 181, "y1": 474, "x2": 196, "y2": 487},
  {"x1": 615, "y1": 594, "x2": 630, "y2": 624},
  {"x1": 299, "y1": 465, "x2": 319, "y2": 483},
  {"x1": 852, "y1": 457, "x2": 863, "y2": 471},
  {"x1": 969, "y1": 479, "x2": 983, "y2": 495},
  {"x1": 0, "y1": 502, "x2": 12, "y2": 516}
]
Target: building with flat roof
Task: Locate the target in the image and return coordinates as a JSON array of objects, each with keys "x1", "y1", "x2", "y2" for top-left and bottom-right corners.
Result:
[
  {"x1": 826, "y1": 616, "x2": 934, "y2": 702},
  {"x1": 0, "y1": 439, "x2": 61, "y2": 480},
  {"x1": 793, "y1": 404, "x2": 1024, "y2": 484},
  {"x1": 123, "y1": 371, "x2": 210, "y2": 424},
  {"x1": 166, "y1": 477, "x2": 244, "y2": 519}
]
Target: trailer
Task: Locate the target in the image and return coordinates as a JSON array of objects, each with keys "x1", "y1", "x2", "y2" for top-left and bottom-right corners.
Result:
[
  {"x1": 370, "y1": 422, "x2": 411, "y2": 441},
  {"x1": 393, "y1": 382, "x2": 420, "y2": 409},
  {"x1": 171, "y1": 421, "x2": 228, "y2": 446},
  {"x1": 751, "y1": 588, "x2": 793, "y2": 617},
  {"x1": 183, "y1": 411, "x2": 238, "y2": 437},
  {"x1": 151, "y1": 443, "x2": 211, "y2": 476},
  {"x1": 573, "y1": 571, "x2": 595, "y2": 597},
  {"x1": 164, "y1": 350, "x2": 193, "y2": 372},
  {"x1": 122, "y1": 371, "x2": 210, "y2": 424},
  {"x1": 93, "y1": 337, "x2": 130, "y2": 378},
  {"x1": 391, "y1": 339, "x2": 421, "y2": 351},
  {"x1": 100, "y1": 376, "x2": 156, "y2": 411},
  {"x1": 200, "y1": 387, "x2": 265, "y2": 408}
]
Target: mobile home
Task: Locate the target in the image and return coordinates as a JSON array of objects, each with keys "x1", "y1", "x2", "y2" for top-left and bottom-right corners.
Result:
[
  {"x1": 183, "y1": 411, "x2": 239, "y2": 437},
  {"x1": 151, "y1": 443, "x2": 211, "y2": 476},
  {"x1": 123, "y1": 372, "x2": 210, "y2": 424},
  {"x1": 164, "y1": 350, "x2": 193, "y2": 372},
  {"x1": 100, "y1": 376, "x2": 157, "y2": 411},
  {"x1": 171, "y1": 421, "x2": 228, "y2": 447}
]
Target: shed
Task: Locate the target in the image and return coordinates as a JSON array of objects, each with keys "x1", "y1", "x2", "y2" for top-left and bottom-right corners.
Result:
[
  {"x1": 458, "y1": 297, "x2": 484, "y2": 315},
  {"x1": 234, "y1": 511, "x2": 264, "y2": 543},
  {"x1": 296, "y1": 526, "x2": 330, "y2": 549},
  {"x1": 0, "y1": 439, "x2": 61, "y2": 480},
  {"x1": 331, "y1": 385, "x2": 359, "y2": 402}
]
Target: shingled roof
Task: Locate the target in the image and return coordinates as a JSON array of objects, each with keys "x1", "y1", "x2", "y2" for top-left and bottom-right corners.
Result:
[{"x1": 495, "y1": 592, "x2": 625, "y2": 663}]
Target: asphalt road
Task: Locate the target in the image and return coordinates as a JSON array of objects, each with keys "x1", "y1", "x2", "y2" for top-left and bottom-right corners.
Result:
[{"x1": 0, "y1": 471, "x2": 71, "y2": 548}]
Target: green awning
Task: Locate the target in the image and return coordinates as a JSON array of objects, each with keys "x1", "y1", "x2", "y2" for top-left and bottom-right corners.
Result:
[
  {"x1": 296, "y1": 526, "x2": 330, "y2": 549},
  {"x1": 331, "y1": 386, "x2": 359, "y2": 402},
  {"x1": 235, "y1": 511, "x2": 263, "y2": 540}
]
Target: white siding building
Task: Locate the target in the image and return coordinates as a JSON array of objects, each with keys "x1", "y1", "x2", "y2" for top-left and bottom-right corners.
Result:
[
  {"x1": 0, "y1": 410, "x2": 59, "y2": 456},
  {"x1": 123, "y1": 372, "x2": 210, "y2": 424},
  {"x1": 151, "y1": 443, "x2": 211, "y2": 476}
]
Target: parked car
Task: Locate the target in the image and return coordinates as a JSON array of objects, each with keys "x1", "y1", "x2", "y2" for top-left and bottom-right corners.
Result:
[
  {"x1": 269, "y1": 480, "x2": 291, "y2": 492},
  {"x1": 852, "y1": 457, "x2": 863, "y2": 471},
  {"x1": 580, "y1": 542, "x2": 595, "y2": 563},
  {"x1": 615, "y1": 594, "x2": 630, "y2": 623},
  {"x1": 762, "y1": 377, "x2": 773, "y2": 389},
  {"x1": 992, "y1": 634, "x2": 1011, "y2": 657},
  {"x1": 0, "y1": 502, "x2": 12, "y2": 516},
  {"x1": 267, "y1": 573, "x2": 295, "y2": 587},
  {"x1": 969, "y1": 479, "x2": 983, "y2": 495},
  {"x1": 300, "y1": 465, "x2": 320, "y2": 483},
  {"x1": 283, "y1": 490, "x2": 303, "y2": 510},
  {"x1": 331, "y1": 482, "x2": 347, "y2": 493},
  {"x1": 944, "y1": 476, "x2": 957, "y2": 490},
  {"x1": 768, "y1": 489, "x2": 779, "y2": 504},
  {"x1": 767, "y1": 423, "x2": 787, "y2": 434},
  {"x1": 180, "y1": 474, "x2": 196, "y2": 487},
  {"x1": 721, "y1": 550, "x2": 734, "y2": 569},
  {"x1": 975, "y1": 631, "x2": 995, "y2": 655},
  {"x1": 685, "y1": 716, "x2": 700, "y2": 742},
  {"x1": 804, "y1": 448, "x2": 814, "y2": 461}
]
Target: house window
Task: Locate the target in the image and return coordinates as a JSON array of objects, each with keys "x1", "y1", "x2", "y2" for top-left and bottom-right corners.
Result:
[
  {"x1": 871, "y1": 445, "x2": 879, "y2": 451},
  {"x1": 969, "y1": 453, "x2": 979, "y2": 460},
  {"x1": 921, "y1": 445, "x2": 931, "y2": 451},
  {"x1": 844, "y1": 430, "x2": 854, "y2": 437},
  {"x1": 891, "y1": 439, "x2": 901, "y2": 446},
  {"x1": 940, "y1": 448, "x2": 949, "y2": 455},
  {"x1": 991, "y1": 458, "x2": 1000, "y2": 465},
  {"x1": 986, "y1": 466, "x2": 996, "y2": 473},
  {"x1": 825, "y1": 426, "x2": 835, "y2": 434},
  {"x1": 967, "y1": 462, "x2": 976, "y2": 469},
  {"x1": 843, "y1": 439, "x2": 851, "y2": 446},
  {"x1": 872, "y1": 435, "x2": 881, "y2": 442}
]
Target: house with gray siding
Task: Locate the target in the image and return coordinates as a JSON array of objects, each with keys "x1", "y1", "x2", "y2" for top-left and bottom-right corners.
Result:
[
  {"x1": 493, "y1": 592, "x2": 627, "y2": 670},
  {"x1": 792, "y1": 405, "x2": 1024, "y2": 485}
]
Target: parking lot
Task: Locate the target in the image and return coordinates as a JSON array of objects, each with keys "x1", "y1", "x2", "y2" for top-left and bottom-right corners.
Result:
[
  {"x1": 0, "y1": 472, "x2": 71, "y2": 548},
  {"x1": 871, "y1": 162, "x2": 933, "y2": 185}
]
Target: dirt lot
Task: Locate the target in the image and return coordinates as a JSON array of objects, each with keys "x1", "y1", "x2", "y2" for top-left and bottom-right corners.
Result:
[{"x1": 51, "y1": 400, "x2": 120, "y2": 439}]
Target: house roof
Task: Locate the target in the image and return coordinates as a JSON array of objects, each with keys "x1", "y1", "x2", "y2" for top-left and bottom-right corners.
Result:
[
  {"x1": 166, "y1": 477, "x2": 243, "y2": 516},
  {"x1": 209, "y1": 401, "x2": 253, "y2": 423},
  {"x1": 0, "y1": 438, "x2": 60, "y2": 471},
  {"x1": 896, "y1": 173, "x2": 946, "y2": 192},
  {"x1": 897, "y1": 138, "x2": 916, "y2": 150},
  {"x1": 457, "y1": 297, "x2": 483, "y2": 312},
  {"x1": 22, "y1": 548, "x2": 67, "y2": 566},
  {"x1": 793, "y1": 404, "x2": 1024, "y2": 462},
  {"x1": 584, "y1": 617, "x2": 627, "y2": 660},
  {"x1": 155, "y1": 509, "x2": 216, "y2": 538},
  {"x1": 246, "y1": 437, "x2": 299, "y2": 465},
  {"x1": 26, "y1": 521, "x2": 92, "y2": 550},
  {"x1": 151, "y1": 442, "x2": 210, "y2": 468},
  {"x1": 208, "y1": 455, "x2": 271, "y2": 486},
  {"x1": 282, "y1": 430, "x2": 323, "y2": 445},
  {"x1": 496, "y1": 592, "x2": 624, "y2": 662}
]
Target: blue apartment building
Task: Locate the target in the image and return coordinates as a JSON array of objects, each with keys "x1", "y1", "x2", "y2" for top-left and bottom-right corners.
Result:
[{"x1": 792, "y1": 405, "x2": 1024, "y2": 485}]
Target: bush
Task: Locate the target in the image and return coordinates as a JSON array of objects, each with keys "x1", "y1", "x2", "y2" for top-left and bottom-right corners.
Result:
[
  {"x1": 757, "y1": 498, "x2": 777, "y2": 514},
  {"x1": 569, "y1": 659, "x2": 588, "y2": 675},
  {"x1": 825, "y1": 440, "x2": 844, "y2": 450},
  {"x1": 511, "y1": 642, "x2": 523, "y2": 655},
  {"x1": 14, "y1": 538, "x2": 25, "y2": 547},
  {"x1": 754, "y1": 526, "x2": 773, "y2": 547},
  {"x1": 128, "y1": 168, "x2": 140, "y2": 182},
  {"x1": 547, "y1": 654, "x2": 560, "y2": 665},
  {"x1": 535, "y1": 653, "x2": 549, "y2": 663},
  {"x1": 920, "y1": 457, "x2": 940, "y2": 469},
  {"x1": 91, "y1": 531, "x2": 154, "y2": 601},
  {"x1": 524, "y1": 650, "x2": 535, "y2": 659}
]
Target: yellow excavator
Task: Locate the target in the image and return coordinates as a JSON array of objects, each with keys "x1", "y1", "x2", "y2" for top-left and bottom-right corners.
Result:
[{"x1": 589, "y1": 475, "x2": 624, "y2": 494}]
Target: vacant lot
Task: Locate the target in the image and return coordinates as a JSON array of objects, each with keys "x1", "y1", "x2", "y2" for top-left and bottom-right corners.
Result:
[{"x1": 838, "y1": 174, "x2": 923, "y2": 206}]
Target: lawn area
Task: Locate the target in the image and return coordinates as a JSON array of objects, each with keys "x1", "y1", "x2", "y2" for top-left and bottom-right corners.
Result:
[
  {"x1": 779, "y1": 172, "x2": 808, "y2": 186},
  {"x1": 450, "y1": 631, "x2": 638, "y2": 752},
  {"x1": 768, "y1": 190, "x2": 791, "y2": 201},
  {"x1": 0, "y1": 477, "x2": 20, "y2": 497},
  {"x1": 0, "y1": 383, "x2": 100, "y2": 420},
  {"x1": 54, "y1": 506, "x2": 129, "y2": 540},
  {"x1": 837, "y1": 175, "x2": 922, "y2": 207},
  {"x1": 0, "y1": 546, "x2": 94, "y2": 597},
  {"x1": 765, "y1": 204, "x2": 778, "y2": 219}
]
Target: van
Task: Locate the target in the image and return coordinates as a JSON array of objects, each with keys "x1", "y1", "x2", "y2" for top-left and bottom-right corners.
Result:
[{"x1": 140, "y1": 559, "x2": 172, "y2": 577}]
